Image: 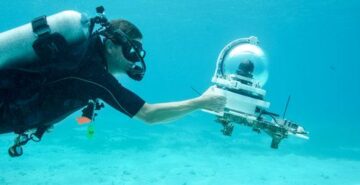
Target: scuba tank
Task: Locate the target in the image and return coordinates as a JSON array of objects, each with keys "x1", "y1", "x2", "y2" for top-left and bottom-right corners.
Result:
[{"x1": 0, "y1": 10, "x2": 90, "y2": 69}]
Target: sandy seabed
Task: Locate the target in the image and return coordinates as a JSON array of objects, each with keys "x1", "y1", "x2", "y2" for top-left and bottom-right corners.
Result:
[{"x1": 1, "y1": 123, "x2": 359, "y2": 185}]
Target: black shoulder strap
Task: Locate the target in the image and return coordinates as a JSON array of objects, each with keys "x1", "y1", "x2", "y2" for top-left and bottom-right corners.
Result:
[{"x1": 75, "y1": 35, "x2": 108, "y2": 71}]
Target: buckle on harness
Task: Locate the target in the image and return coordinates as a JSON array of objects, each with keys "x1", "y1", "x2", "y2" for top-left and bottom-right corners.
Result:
[
  {"x1": 32, "y1": 16, "x2": 51, "y2": 37},
  {"x1": 31, "y1": 15, "x2": 69, "y2": 61}
]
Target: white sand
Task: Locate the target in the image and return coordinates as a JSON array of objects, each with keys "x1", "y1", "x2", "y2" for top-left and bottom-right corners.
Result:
[{"x1": 1, "y1": 121, "x2": 360, "y2": 185}]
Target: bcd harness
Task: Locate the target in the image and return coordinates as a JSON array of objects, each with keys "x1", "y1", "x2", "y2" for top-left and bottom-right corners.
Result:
[{"x1": 7, "y1": 6, "x2": 109, "y2": 157}]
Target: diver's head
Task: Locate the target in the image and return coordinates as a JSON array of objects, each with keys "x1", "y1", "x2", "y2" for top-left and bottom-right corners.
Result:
[
  {"x1": 236, "y1": 59, "x2": 254, "y2": 78},
  {"x1": 104, "y1": 19, "x2": 146, "y2": 81}
]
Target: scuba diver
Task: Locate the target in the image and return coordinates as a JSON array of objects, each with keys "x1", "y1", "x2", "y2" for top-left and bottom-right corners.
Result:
[{"x1": 0, "y1": 7, "x2": 226, "y2": 157}]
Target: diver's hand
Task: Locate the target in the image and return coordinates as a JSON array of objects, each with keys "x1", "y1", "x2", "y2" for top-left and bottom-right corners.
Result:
[{"x1": 196, "y1": 86, "x2": 227, "y2": 112}]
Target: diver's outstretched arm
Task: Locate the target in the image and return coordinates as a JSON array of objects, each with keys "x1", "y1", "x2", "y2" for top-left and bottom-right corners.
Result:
[{"x1": 135, "y1": 86, "x2": 226, "y2": 124}]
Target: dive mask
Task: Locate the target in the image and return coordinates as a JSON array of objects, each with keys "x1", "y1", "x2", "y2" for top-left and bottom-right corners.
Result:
[
  {"x1": 105, "y1": 30, "x2": 147, "y2": 81},
  {"x1": 122, "y1": 39, "x2": 147, "y2": 81}
]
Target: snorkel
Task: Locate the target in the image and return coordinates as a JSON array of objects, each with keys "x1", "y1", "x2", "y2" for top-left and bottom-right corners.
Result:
[{"x1": 89, "y1": 6, "x2": 146, "y2": 81}]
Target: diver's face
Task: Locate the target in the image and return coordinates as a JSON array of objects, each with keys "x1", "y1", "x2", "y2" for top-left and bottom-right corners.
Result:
[
  {"x1": 106, "y1": 38, "x2": 142, "y2": 74},
  {"x1": 109, "y1": 44, "x2": 132, "y2": 74}
]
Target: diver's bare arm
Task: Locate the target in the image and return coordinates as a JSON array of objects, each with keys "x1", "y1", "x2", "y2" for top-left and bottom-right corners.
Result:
[
  {"x1": 135, "y1": 86, "x2": 226, "y2": 124},
  {"x1": 135, "y1": 99, "x2": 201, "y2": 124}
]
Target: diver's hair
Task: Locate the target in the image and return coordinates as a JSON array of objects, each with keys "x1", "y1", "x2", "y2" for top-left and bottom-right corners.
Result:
[{"x1": 110, "y1": 19, "x2": 143, "y2": 40}]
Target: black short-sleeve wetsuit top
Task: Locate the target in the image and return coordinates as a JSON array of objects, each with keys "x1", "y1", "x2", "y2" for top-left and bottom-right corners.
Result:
[{"x1": 0, "y1": 36, "x2": 145, "y2": 134}]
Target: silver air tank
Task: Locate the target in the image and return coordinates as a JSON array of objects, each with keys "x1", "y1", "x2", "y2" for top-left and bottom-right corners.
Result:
[{"x1": 0, "y1": 10, "x2": 90, "y2": 69}]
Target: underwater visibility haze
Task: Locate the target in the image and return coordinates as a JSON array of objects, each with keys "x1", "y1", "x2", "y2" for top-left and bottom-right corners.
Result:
[{"x1": 0, "y1": 0, "x2": 359, "y2": 184}]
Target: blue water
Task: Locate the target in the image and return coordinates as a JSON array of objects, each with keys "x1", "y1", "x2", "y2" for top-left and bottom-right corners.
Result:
[{"x1": 1, "y1": 0, "x2": 360, "y2": 184}]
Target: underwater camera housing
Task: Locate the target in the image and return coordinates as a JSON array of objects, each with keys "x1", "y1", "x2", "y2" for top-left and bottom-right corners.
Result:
[{"x1": 205, "y1": 36, "x2": 309, "y2": 149}]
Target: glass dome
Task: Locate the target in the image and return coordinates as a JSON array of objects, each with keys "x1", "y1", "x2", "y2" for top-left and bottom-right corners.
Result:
[{"x1": 222, "y1": 43, "x2": 268, "y2": 87}]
